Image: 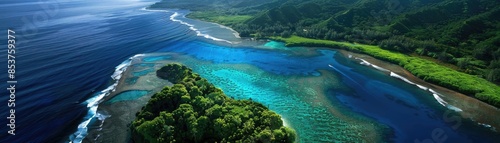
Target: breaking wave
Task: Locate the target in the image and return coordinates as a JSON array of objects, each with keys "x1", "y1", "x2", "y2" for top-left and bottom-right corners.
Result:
[
  {"x1": 356, "y1": 58, "x2": 390, "y2": 72},
  {"x1": 141, "y1": 8, "x2": 237, "y2": 44},
  {"x1": 69, "y1": 54, "x2": 144, "y2": 143},
  {"x1": 354, "y1": 57, "x2": 463, "y2": 112},
  {"x1": 169, "y1": 12, "x2": 235, "y2": 44}
]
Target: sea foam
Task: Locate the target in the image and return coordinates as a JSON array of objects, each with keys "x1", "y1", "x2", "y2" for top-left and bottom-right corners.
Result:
[
  {"x1": 390, "y1": 72, "x2": 416, "y2": 85},
  {"x1": 356, "y1": 58, "x2": 390, "y2": 72},
  {"x1": 352, "y1": 57, "x2": 463, "y2": 112},
  {"x1": 169, "y1": 12, "x2": 235, "y2": 44},
  {"x1": 69, "y1": 54, "x2": 142, "y2": 143},
  {"x1": 141, "y1": 8, "x2": 237, "y2": 44}
]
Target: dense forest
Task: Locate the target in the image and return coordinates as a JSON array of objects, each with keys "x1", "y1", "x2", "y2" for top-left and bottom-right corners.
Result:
[
  {"x1": 151, "y1": 0, "x2": 500, "y2": 84},
  {"x1": 130, "y1": 64, "x2": 296, "y2": 143}
]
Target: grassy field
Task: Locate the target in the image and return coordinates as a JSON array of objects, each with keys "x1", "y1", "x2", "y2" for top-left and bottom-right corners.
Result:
[
  {"x1": 272, "y1": 36, "x2": 500, "y2": 108},
  {"x1": 187, "y1": 11, "x2": 252, "y2": 26}
]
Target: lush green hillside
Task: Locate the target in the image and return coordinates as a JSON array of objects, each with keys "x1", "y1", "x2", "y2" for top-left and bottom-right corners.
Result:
[
  {"x1": 131, "y1": 64, "x2": 296, "y2": 143},
  {"x1": 151, "y1": 0, "x2": 500, "y2": 83},
  {"x1": 149, "y1": 0, "x2": 500, "y2": 107}
]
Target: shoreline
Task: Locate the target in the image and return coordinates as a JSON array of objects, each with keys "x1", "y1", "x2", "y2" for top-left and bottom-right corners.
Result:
[
  {"x1": 84, "y1": 54, "x2": 176, "y2": 142},
  {"x1": 150, "y1": 3, "x2": 500, "y2": 108},
  {"x1": 271, "y1": 36, "x2": 500, "y2": 108},
  {"x1": 152, "y1": 8, "x2": 244, "y2": 45},
  {"x1": 168, "y1": 9, "x2": 500, "y2": 131},
  {"x1": 338, "y1": 50, "x2": 500, "y2": 131},
  {"x1": 86, "y1": 8, "x2": 499, "y2": 142}
]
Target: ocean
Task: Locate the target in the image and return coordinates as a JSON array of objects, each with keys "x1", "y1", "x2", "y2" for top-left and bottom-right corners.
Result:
[{"x1": 0, "y1": 0, "x2": 499, "y2": 142}]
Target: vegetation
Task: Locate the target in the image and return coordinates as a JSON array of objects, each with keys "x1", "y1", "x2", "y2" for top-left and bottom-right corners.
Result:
[
  {"x1": 150, "y1": 0, "x2": 500, "y2": 84},
  {"x1": 272, "y1": 36, "x2": 500, "y2": 108},
  {"x1": 149, "y1": 0, "x2": 500, "y2": 108},
  {"x1": 187, "y1": 11, "x2": 252, "y2": 26},
  {"x1": 131, "y1": 64, "x2": 296, "y2": 143}
]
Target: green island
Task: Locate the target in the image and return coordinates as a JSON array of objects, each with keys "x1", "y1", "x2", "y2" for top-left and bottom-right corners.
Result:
[
  {"x1": 150, "y1": 0, "x2": 500, "y2": 108},
  {"x1": 131, "y1": 64, "x2": 296, "y2": 143}
]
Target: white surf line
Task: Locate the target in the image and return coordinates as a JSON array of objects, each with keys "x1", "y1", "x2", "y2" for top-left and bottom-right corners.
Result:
[
  {"x1": 469, "y1": 117, "x2": 497, "y2": 131},
  {"x1": 415, "y1": 84, "x2": 429, "y2": 90},
  {"x1": 432, "y1": 92, "x2": 448, "y2": 107},
  {"x1": 169, "y1": 12, "x2": 235, "y2": 44},
  {"x1": 429, "y1": 89, "x2": 463, "y2": 112},
  {"x1": 216, "y1": 23, "x2": 241, "y2": 38},
  {"x1": 141, "y1": 8, "x2": 236, "y2": 44},
  {"x1": 390, "y1": 72, "x2": 416, "y2": 85},
  {"x1": 353, "y1": 56, "x2": 463, "y2": 112},
  {"x1": 69, "y1": 54, "x2": 143, "y2": 143},
  {"x1": 355, "y1": 57, "x2": 390, "y2": 72},
  {"x1": 478, "y1": 122, "x2": 495, "y2": 131}
]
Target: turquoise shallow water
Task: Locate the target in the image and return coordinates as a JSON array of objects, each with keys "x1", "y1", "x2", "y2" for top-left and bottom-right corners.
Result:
[
  {"x1": 10, "y1": 0, "x2": 496, "y2": 141},
  {"x1": 114, "y1": 51, "x2": 383, "y2": 142},
  {"x1": 187, "y1": 64, "x2": 380, "y2": 142},
  {"x1": 100, "y1": 40, "x2": 500, "y2": 142},
  {"x1": 263, "y1": 41, "x2": 290, "y2": 50},
  {"x1": 106, "y1": 90, "x2": 149, "y2": 104}
]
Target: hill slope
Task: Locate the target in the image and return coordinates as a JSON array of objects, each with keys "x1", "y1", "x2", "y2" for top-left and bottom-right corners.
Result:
[
  {"x1": 149, "y1": 0, "x2": 500, "y2": 107},
  {"x1": 152, "y1": 0, "x2": 500, "y2": 82}
]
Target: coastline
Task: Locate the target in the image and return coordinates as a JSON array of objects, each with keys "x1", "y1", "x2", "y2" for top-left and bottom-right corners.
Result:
[
  {"x1": 185, "y1": 11, "x2": 500, "y2": 109},
  {"x1": 84, "y1": 54, "x2": 177, "y2": 142},
  {"x1": 180, "y1": 11, "x2": 500, "y2": 126},
  {"x1": 338, "y1": 50, "x2": 500, "y2": 131},
  {"x1": 81, "y1": 9, "x2": 271, "y2": 142},
  {"x1": 270, "y1": 36, "x2": 500, "y2": 108},
  {"x1": 148, "y1": 1, "x2": 500, "y2": 108},
  {"x1": 163, "y1": 8, "x2": 500, "y2": 131},
  {"x1": 80, "y1": 7, "x2": 500, "y2": 142}
]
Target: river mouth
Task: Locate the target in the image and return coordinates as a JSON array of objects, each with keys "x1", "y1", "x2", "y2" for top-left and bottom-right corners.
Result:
[{"x1": 83, "y1": 9, "x2": 500, "y2": 143}]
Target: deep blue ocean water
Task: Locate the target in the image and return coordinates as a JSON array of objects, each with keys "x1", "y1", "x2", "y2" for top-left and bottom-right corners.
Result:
[
  {"x1": 0, "y1": 0, "x2": 195, "y2": 142},
  {"x1": 0, "y1": 0, "x2": 499, "y2": 143}
]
